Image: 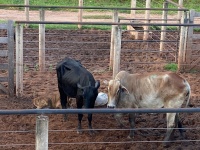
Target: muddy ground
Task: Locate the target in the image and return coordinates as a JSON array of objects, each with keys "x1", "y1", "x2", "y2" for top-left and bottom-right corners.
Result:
[{"x1": 0, "y1": 29, "x2": 200, "y2": 150}]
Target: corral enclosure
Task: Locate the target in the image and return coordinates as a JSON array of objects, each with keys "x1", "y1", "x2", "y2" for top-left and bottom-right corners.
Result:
[{"x1": 0, "y1": 0, "x2": 200, "y2": 149}]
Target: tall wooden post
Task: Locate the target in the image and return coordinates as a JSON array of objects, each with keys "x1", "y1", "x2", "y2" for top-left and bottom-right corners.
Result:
[
  {"x1": 130, "y1": 0, "x2": 137, "y2": 18},
  {"x1": 143, "y1": 0, "x2": 151, "y2": 40},
  {"x1": 39, "y1": 9, "x2": 45, "y2": 71},
  {"x1": 25, "y1": 0, "x2": 29, "y2": 28},
  {"x1": 109, "y1": 10, "x2": 118, "y2": 71},
  {"x1": 160, "y1": 1, "x2": 168, "y2": 52},
  {"x1": 178, "y1": 13, "x2": 188, "y2": 72},
  {"x1": 36, "y1": 115, "x2": 49, "y2": 150},
  {"x1": 7, "y1": 20, "x2": 14, "y2": 97},
  {"x1": 185, "y1": 10, "x2": 195, "y2": 70},
  {"x1": 177, "y1": 0, "x2": 183, "y2": 23},
  {"x1": 113, "y1": 25, "x2": 121, "y2": 79},
  {"x1": 78, "y1": 0, "x2": 83, "y2": 29},
  {"x1": 16, "y1": 24, "x2": 24, "y2": 97}
]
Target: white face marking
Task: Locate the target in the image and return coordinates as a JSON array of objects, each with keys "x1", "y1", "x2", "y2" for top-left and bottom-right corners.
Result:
[{"x1": 107, "y1": 80, "x2": 120, "y2": 108}]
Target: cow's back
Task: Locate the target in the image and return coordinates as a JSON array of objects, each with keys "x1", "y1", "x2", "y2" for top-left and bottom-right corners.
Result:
[
  {"x1": 114, "y1": 71, "x2": 190, "y2": 108},
  {"x1": 56, "y1": 57, "x2": 95, "y2": 97}
]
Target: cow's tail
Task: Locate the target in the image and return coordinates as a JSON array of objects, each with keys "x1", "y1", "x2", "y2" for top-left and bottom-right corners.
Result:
[{"x1": 184, "y1": 80, "x2": 191, "y2": 107}]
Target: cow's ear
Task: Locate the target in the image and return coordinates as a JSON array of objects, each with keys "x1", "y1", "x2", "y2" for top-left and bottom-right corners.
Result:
[
  {"x1": 121, "y1": 85, "x2": 129, "y2": 94},
  {"x1": 95, "y1": 80, "x2": 100, "y2": 89}
]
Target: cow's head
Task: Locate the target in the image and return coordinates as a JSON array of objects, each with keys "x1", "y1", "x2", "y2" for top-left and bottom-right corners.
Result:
[
  {"x1": 107, "y1": 79, "x2": 129, "y2": 108},
  {"x1": 77, "y1": 80, "x2": 100, "y2": 108}
]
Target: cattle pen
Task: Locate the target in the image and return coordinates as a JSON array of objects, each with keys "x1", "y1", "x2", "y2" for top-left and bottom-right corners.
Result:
[{"x1": 0, "y1": 1, "x2": 200, "y2": 149}]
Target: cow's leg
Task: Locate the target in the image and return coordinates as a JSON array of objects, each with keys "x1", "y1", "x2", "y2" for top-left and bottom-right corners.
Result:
[
  {"x1": 128, "y1": 113, "x2": 135, "y2": 139},
  {"x1": 163, "y1": 112, "x2": 176, "y2": 147},
  {"x1": 58, "y1": 86, "x2": 67, "y2": 121},
  {"x1": 76, "y1": 97, "x2": 83, "y2": 134},
  {"x1": 176, "y1": 113, "x2": 184, "y2": 139},
  {"x1": 87, "y1": 113, "x2": 96, "y2": 135},
  {"x1": 114, "y1": 113, "x2": 126, "y2": 128}
]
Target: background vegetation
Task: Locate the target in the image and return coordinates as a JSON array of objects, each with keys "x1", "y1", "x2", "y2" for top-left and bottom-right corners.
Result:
[
  {"x1": 0, "y1": 0, "x2": 199, "y2": 12},
  {"x1": 0, "y1": 0, "x2": 199, "y2": 30}
]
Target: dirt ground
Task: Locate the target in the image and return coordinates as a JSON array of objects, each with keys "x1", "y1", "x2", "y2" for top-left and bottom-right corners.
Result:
[
  {"x1": 0, "y1": 28, "x2": 199, "y2": 150},
  {"x1": 0, "y1": 9, "x2": 200, "y2": 150}
]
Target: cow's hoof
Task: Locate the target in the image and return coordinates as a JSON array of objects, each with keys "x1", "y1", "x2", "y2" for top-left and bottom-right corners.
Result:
[
  {"x1": 77, "y1": 128, "x2": 83, "y2": 134},
  {"x1": 89, "y1": 130, "x2": 97, "y2": 135},
  {"x1": 77, "y1": 129, "x2": 83, "y2": 134},
  {"x1": 162, "y1": 141, "x2": 170, "y2": 148},
  {"x1": 127, "y1": 135, "x2": 134, "y2": 140}
]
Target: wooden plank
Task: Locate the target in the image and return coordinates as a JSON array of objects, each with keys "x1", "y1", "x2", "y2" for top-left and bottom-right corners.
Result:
[
  {"x1": 143, "y1": 0, "x2": 151, "y2": 40},
  {"x1": 0, "y1": 24, "x2": 8, "y2": 29},
  {"x1": 7, "y1": 20, "x2": 14, "y2": 97},
  {"x1": 160, "y1": 1, "x2": 168, "y2": 51},
  {"x1": 113, "y1": 25, "x2": 121, "y2": 78},
  {"x1": 16, "y1": 24, "x2": 24, "y2": 97},
  {"x1": 0, "y1": 64, "x2": 8, "y2": 70},
  {"x1": 130, "y1": 0, "x2": 137, "y2": 18},
  {"x1": 0, "y1": 50, "x2": 8, "y2": 56},
  {"x1": 0, "y1": 37, "x2": 8, "y2": 43},
  {"x1": 109, "y1": 10, "x2": 118, "y2": 71},
  {"x1": 166, "y1": 0, "x2": 184, "y2": 8},
  {"x1": 0, "y1": 77, "x2": 8, "y2": 82},
  {"x1": 0, "y1": 83, "x2": 8, "y2": 94},
  {"x1": 39, "y1": 9, "x2": 45, "y2": 71},
  {"x1": 178, "y1": 16, "x2": 187, "y2": 71},
  {"x1": 78, "y1": 0, "x2": 83, "y2": 29},
  {"x1": 185, "y1": 10, "x2": 195, "y2": 65}
]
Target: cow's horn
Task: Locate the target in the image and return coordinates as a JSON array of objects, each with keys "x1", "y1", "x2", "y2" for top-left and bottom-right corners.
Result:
[
  {"x1": 95, "y1": 80, "x2": 100, "y2": 89},
  {"x1": 77, "y1": 83, "x2": 84, "y2": 89}
]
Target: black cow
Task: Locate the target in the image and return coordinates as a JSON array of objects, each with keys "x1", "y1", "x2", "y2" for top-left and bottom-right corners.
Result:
[{"x1": 56, "y1": 57, "x2": 100, "y2": 134}]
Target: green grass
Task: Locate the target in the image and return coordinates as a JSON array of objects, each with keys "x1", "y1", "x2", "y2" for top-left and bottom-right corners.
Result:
[
  {"x1": 83, "y1": 15, "x2": 112, "y2": 20},
  {"x1": 0, "y1": 0, "x2": 199, "y2": 30},
  {"x1": 28, "y1": 24, "x2": 127, "y2": 30},
  {"x1": 0, "y1": 0, "x2": 199, "y2": 12},
  {"x1": 164, "y1": 63, "x2": 178, "y2": 72}
]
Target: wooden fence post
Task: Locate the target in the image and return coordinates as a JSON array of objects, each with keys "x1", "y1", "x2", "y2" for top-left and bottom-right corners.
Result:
[
  {"x1": 36, "y1": 115, "x2": 49, "y2": 150},
  {"x1": 112, "y1": 25, "x2": 121, "y2": 79},
  {"x1": 143, "y1": 0, "x2": 151, "y2": 40},
  {"x1": 16, "y1": 24, "x2": 23, "y2": 97},
  {"x1": 24, "y1": 0, "x2": 29, "y2": 28},
  {"x1": 109, "y1": 10, "x2": 118, "y2": 71},
  {"x1": 160, "y1": 1, "x2": 168, "y2": 52},
  {"x1": 177, "y1": 0, "x2": 183, "y2": 23},
  {"x1": 178, "y1": 13, "x2": 188, "y2": 72},
  {"x1": 39, "y1": 9, "x2": 45, "y2": 71},
  {"x1": 7, "y1": 20, "x2": 14, "y2": 97},
  {"x1": 130, "y1": 0, "x2": 137, "y2": 18},
  {"x1": 78, "y1": 0, "x2": 83, "y2": 29}
]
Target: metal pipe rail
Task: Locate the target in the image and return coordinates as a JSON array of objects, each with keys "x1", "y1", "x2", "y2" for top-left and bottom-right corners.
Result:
[
  {"x1": 0, "y1": 4, "x2": 189, "y2": 11},
  {"x1": 121, "y1": 18, "x2": 180, "y2": 21},
  {"x1": 0, "y1": 108, "x2": 199, "y2": 115},
  {"x1": 15, "y1": 21, "x2": 200, "y2": 27}
]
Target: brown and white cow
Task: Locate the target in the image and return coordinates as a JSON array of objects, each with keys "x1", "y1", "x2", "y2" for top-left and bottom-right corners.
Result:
[
  {"x1": 33, "y1": 93, "x2": 62, "y2": 109},
  {"x1": 107, "y1": 71, "x2": 191, "y2": 146}
]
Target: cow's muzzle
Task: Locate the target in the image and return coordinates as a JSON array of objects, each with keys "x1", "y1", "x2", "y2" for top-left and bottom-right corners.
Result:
[{"x1": 107, "y1": 105, "x2": 115, "y2": 108}]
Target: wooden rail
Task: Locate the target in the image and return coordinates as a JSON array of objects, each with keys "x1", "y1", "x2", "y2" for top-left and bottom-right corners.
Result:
[{"x1": 0, "y1": 20, "x2": 14, "y2": 96}]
